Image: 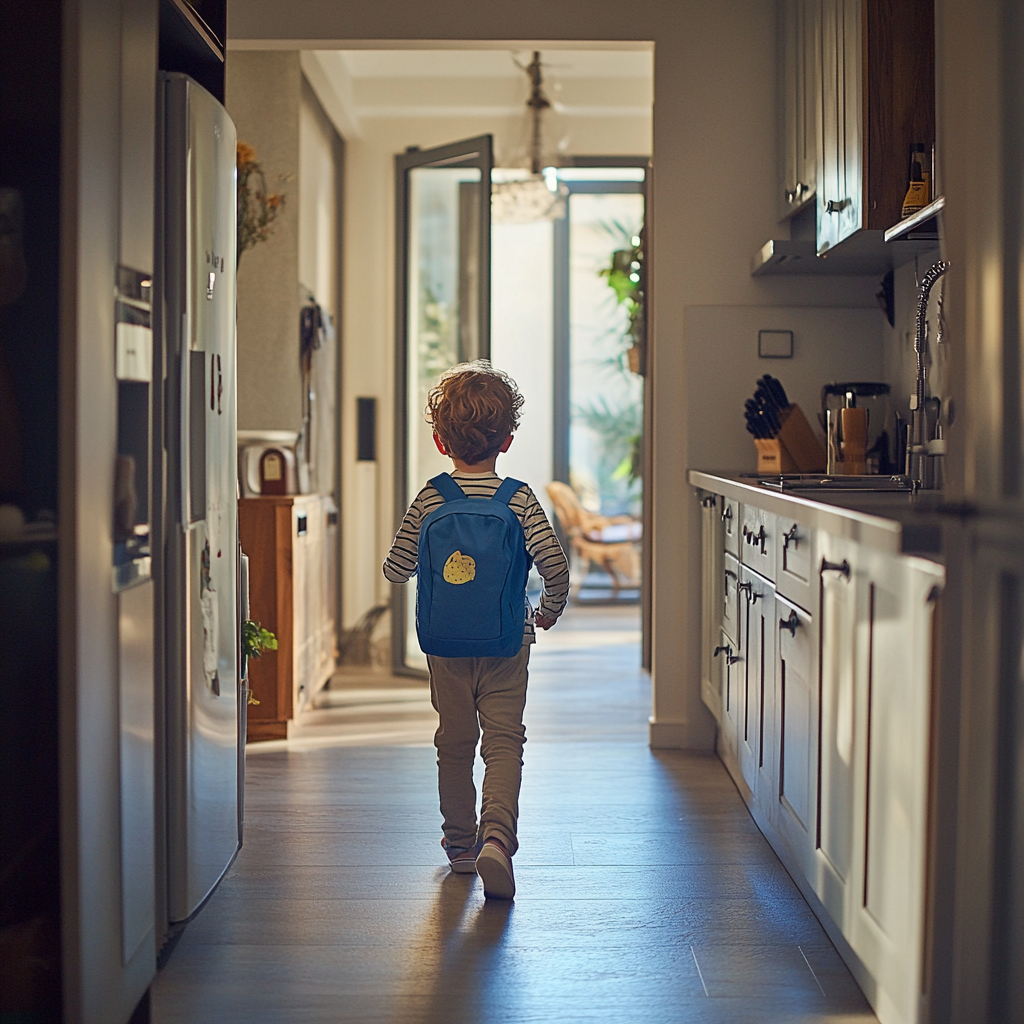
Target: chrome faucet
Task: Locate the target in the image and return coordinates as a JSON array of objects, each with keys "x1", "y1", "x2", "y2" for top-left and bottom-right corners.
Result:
[{"x1": 907, "y1": 260, "x2": 950, "y2": 487}]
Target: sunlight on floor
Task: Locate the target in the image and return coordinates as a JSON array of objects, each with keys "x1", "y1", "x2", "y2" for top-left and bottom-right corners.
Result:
[{"x1": 247, "y1": 604, "x2": 642, "y2": 754}]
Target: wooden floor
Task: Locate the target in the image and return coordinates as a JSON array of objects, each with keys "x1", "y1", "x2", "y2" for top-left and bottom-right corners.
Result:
[{"x1": 151, "y1": 605, "x2": 876, "y2": 1023}]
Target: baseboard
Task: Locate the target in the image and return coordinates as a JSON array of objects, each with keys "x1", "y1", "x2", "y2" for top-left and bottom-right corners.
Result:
[
  {"x1": 246, "y1": 719, "x2": 288, "y2": 742},
  {"x1": 648, "y1": 717, "x2": 716, "y2": 750}
]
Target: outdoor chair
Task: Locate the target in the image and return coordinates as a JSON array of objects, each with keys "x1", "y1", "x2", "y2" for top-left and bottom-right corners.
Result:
[{"x1": 546, "y1": 481, "x2": 641, "y2": 598}]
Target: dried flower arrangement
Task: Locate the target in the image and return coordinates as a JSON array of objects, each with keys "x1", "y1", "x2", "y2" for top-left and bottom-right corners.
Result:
[{"x1": 236, "y1": 142, "x2": 284, "y2": 266}]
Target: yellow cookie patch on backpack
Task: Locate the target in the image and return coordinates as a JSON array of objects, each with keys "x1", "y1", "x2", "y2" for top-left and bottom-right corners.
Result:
[{"x1": 443, "y1": 551, "x2": 476, "y2": 584}]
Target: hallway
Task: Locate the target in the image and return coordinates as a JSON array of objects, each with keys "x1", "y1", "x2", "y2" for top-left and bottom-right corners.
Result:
[{"x1": 151, "y1": 607, "x2": 875, "y2": 1023}]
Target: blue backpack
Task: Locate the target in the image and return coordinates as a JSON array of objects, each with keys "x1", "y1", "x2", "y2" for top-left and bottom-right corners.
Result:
[{"x1": 416, "y1": 473, "x2": 531, "y2": 658}]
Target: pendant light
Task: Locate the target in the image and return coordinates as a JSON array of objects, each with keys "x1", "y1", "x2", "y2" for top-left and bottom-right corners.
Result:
[{"x1": 492, "y1": 52, "x2": 568, "y2": 224}]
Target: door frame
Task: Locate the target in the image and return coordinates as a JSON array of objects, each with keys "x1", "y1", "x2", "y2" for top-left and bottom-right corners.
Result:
[{"x1": 392, "y1": 135, "x2": 494, "y2": 674}]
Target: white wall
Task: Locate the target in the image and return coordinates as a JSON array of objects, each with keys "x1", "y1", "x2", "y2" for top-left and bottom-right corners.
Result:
[
  {"x1": 299, "y1": 80, "x2": 338, "y2": 314},
  {"x1": 490, "y1": 220, "x2": 555, "y2": 522},
  {"x1": 226, "y1": 52, "x2": 304, "y2": 433},
  {"x1": 231, "y1": 1, "x2": 881, "y2": 747}
]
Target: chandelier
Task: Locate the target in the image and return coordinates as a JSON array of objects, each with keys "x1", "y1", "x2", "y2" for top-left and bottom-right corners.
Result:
[{"x1": 491, "y1": 52, "x2": 568, "y2": 224}]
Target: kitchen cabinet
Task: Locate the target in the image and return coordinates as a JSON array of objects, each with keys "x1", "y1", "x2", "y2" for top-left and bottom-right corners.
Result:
[
  {"x1": 693, "y1": 475, "x2": 943, "y2": 1024},
  {"x1": 238, "y1": 493, "x2": 338, "y2": 740},
  {"x1": 722, "y1": 552, "x2": 742, "y2": 652},
  {"x1": 722, "y1": 494, "x2": 740, "y2": 558},
  {"x1": 846, "y1": 547, "x2": 942, "y2": 1024},
  {"x1": 718, "y1": 555, "x2": 743, "y2": 764},
  {"x1": 776, "y1": 509, "x2": 817, "y2": 614},
  {"x1": 740, "y1": 566, "x2": 777, "y2": 807},
  {"x1": 816, "y1": 0, "x2": 862, "y2": 253},
  {"x1": 740, "y1": 503, "x2": 776, "y2": 581},
  {"x1": 773, "y1": 593, "x2": 818, "y2": 880},
  {"x1": 779, "y1": 0, "x2": 818, "y2": 219},
  {"x1": 700, "y1": 494, "x2": 724, "y2": 723},
  {"x1": 815, "y1": 530, "x2": 859, "y2": 922},
  {"x1": 815, "y1": 0, "x2": 936, "y2": 256}
]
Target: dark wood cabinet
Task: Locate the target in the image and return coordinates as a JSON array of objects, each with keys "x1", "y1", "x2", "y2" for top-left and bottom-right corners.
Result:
[
  {"x1": 239, "y1": 495, "x2": 337, "y2": 741},
  {"x1": 815, "y1": 0, "x2": 935, "y2": 254}
]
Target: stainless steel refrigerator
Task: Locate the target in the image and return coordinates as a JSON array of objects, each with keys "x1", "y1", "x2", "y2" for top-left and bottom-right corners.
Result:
[{"x1": 157, "y1": 72, "x2": 241, "y2": 926}]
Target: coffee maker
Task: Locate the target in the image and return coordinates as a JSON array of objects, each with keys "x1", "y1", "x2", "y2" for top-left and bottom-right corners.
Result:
[{"x1": 821, "y1": 382, "x2": 892, "y2": 474}]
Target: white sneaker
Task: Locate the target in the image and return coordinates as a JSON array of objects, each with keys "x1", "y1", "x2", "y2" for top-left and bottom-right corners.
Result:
[
  {"x1": 441, "y1": 836, "x2": 480, "y2": 874},
  {"x1": 476, "y1": 838, "x2": 515, "y2": 899}
]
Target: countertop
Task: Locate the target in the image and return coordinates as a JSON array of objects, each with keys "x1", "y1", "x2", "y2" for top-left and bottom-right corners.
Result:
[{"x1": 688, "y1": 470, "x2": 947, "y2": 563}]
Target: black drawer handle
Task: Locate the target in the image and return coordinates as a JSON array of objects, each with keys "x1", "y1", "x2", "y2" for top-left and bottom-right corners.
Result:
[
  {"x1": 701, "y1": 494, "x2": 717, "y2": 508},
  {"x1": 721, "y1": 505, "x2": 732, "y2": 523},
  {"x1": 820, "y1": 558, "x2": 850, "y2": 579},
  {"x1": 737, "y1": 581, "x2": 752, "y2": 599},
  {"x1": 713, "y1": 644, "x2": 740, "y2": 666},
  {"x1": 783, "y1": 523, "x2": 799, "y2": 552},
  {"x1": 780, "y1": 610, "x2": 799, "y2": 636}
]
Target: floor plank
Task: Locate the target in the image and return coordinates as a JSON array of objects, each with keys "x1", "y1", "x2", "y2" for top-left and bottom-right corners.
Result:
[{"x1": 152, "y1": 604, "x2": 876, "y2": 1023}]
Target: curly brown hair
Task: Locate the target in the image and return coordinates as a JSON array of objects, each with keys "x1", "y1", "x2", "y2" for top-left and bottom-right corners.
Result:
[{"x1": 426, "y1": 360, "x2": 524, "y2": 465}]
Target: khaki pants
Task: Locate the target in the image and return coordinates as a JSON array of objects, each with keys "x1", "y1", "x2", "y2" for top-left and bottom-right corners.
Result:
[{"x1": 427, "y1": 645, "x2": 530, "y2": 856}]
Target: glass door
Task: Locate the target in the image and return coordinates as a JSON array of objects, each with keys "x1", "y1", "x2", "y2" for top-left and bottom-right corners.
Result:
[{"x1": 393, "y1": 135, "x2": 493, "y2": 672}]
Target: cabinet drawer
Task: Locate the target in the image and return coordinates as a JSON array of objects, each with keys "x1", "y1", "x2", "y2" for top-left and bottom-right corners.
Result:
[
  {"x1": 722, "y1": 495, "x2": 740, "y2": 557},
  {"x1": 775, "y1": 514, "x2": 816, "y2": 613},
  {"x1": 722, "y1": 552, "x2": 741, "y2": 646},
  {"x1": 740, "y1": 505, "x2": 776, "y2": 580},
  {"x1": 773, "y1": 594, "x2": 817, "y2": 879}
]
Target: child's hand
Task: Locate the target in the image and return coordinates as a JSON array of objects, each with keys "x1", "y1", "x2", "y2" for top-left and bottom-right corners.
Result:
[{"x1": 535, "y1": 613, "x2": 557, "y2": 630}]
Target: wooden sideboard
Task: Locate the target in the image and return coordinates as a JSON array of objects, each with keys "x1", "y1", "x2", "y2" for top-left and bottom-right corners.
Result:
[{"x1": 239, "y1": 494, "x2": 338, "y2": 741}]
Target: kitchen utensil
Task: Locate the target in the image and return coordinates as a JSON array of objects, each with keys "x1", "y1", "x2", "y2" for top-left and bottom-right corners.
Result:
[{"x1": 761, "y1": 375, "x2": 790, "y2": 410}]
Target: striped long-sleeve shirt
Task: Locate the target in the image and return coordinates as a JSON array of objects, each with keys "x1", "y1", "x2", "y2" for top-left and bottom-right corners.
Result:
[{"x1": 383, "y1": 471, "x2": 570, "y2": 644}]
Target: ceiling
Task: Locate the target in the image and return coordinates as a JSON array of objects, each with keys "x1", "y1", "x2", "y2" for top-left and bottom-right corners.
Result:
[
  {"x1": 338, "y1": 49, "x2": 653, "y2": 79},
  {"x1": 301, "y1": 47, "x2": 653, "y2": 142}
]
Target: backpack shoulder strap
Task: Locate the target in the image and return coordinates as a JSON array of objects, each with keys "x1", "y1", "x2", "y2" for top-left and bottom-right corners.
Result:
[
  {"x1": 492, "y1": 477, "x2": 525, "y2": 506},
  {"x1": 429, "y1": 473, "x2": 467, "y2": 503}
]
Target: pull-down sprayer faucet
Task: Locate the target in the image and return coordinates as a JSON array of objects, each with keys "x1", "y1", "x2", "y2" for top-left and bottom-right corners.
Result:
[{"x1": 907, "y1": 260, "x2": 949, "y2": 486}]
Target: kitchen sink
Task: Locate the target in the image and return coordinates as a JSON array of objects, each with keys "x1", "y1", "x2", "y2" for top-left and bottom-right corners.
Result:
[{"x1": 753, "y1": 474, "x2": 915, "y2": 493}]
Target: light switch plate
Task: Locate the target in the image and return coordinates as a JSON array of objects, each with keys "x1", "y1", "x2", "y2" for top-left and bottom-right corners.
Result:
[
  {"x1": 758, "y1": 329, "x2": 793, "y2": 358},
  {"x1": 116, "y1": 322, "x2": 153, "y2": 381}
]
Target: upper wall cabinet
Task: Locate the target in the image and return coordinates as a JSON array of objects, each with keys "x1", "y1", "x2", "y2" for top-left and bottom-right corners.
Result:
[
  {"x1": 779, "y1": 0, "x2": 819, "y2": 220},
  {"x1": 814, "y1": 0, "x2": 935, "y2": 255}
]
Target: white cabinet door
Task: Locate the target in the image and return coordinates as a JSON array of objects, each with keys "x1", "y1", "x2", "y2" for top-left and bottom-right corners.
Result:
[
  {"x1": 714, "y1": 627, "x2": 741, "y2": 766},
  {"x1": 774, "y1": 593, "x2": 818, "y2": 880},
  {"x1": 846, "y1": 550, "x2": 942, "y2": 1024},
  {"x1": 723, "y1": 551, "x2": 741, "y2": 649},
  {"x1": 779, "y1": 0, "x2": 818, "y2": 218},
  {"x1": 817, "y1": 0, "x2": 863, "y2": 254},
  {"x1": 722, "y1": 495, "x2": 740, "y2": 558},
  {"x1": 700, "y1": 494, "x2": 725, "y2": 722},
  {"x1": 815, "y1": 531, "x2": 859, "y2": 924},
  {"x1": 740, "y1": 505, "x2": 777, "y2": 582},
  {"x1": 776, "y1": 511, "x2": 817, "y2": 615},
  {"x1": 740, "y1": 567, "x2": 777, "y2": 803}
]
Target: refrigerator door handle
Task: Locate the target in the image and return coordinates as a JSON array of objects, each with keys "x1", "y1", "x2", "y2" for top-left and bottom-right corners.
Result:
[
  {"x1": 180, "y1": 323, "x2": 190, "y2": 529},
  {"x1": 183, "y1": 340, "x2": 207, "y2": 528}
]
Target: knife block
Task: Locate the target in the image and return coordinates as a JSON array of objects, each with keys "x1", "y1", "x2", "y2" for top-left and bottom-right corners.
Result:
[{"x1": 754, "y1": 404, "x2": 827, "y2": 474}]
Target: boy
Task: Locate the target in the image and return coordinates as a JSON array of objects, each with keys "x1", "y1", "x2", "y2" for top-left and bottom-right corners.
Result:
[{"x1": 383, "y1": 361, "x2": 569, "y2": 899}]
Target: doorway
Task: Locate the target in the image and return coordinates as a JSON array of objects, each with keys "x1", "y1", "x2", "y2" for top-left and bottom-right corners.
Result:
[
  {"x1": 299, "y1": 46, "x2": 653, "y2": 676},
  {"x1": 392, "y1": 150, "x2": 648, "y2": 674}
]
